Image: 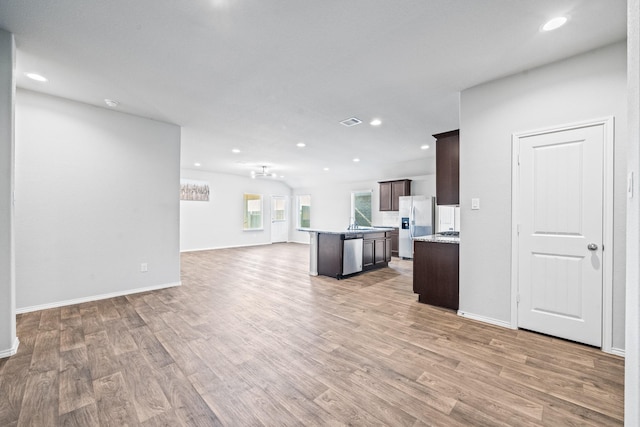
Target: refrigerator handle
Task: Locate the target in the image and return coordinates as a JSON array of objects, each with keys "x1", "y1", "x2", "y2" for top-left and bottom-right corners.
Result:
[{"x1": 409, "y1": 205, "x2": 415, "y2": 239}]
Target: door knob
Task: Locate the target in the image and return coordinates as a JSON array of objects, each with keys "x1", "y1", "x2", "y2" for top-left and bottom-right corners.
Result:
[{"x1": 587, "y1": 243, "x2": 598, "y2": 251}]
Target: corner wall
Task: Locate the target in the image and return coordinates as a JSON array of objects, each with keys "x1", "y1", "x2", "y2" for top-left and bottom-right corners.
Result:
[
  {"x1": 459, "y1": 42, "x2": 627, "y2": 350},
  {"x1": 15, "y1": 89, "x2": 181, "y2": 311}
]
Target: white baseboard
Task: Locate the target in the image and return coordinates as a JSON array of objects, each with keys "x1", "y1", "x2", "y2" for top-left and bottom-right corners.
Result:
[
  {"x1": 16, "y1": 281, "x2": 181, "y2": 314},
  {"x1": 457, "y1": 310, "x2": 514, "y2": 329},
  {"x1": 0, "y1": 337, "x2": 20, "y2": 359},
  {"x1": 609, "y1": 347, "x2": 626, "y2": 357},
  {"x1": 180, "y1": 242, "x2": 273, "y2": 253}
]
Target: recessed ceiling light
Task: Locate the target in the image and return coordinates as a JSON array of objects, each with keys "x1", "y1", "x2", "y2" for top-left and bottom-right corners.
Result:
[
  {"x1": 104, "y1": 99, "x2": 119, "y2": 108},
  {"x1": 323, "y1": 167, "x2": 329, "y2": 171},
  {"x1": 370, "y1": 119, "x2": 382, "y2": 126},
  {"x1": 25, "y1": 72, "x2": 47, "y2": 82},
  {"x1": 280, "y1": 175, "x2": 285, "y2": 178},
  {"x1": 194, "y1": 162, "x2": 201, "y2": 167},
  {"x1": 296, "y1": 142, "x2": 306, "y2": 148},
  {"x1": 541, "y1": 16, "x2": 568, "y2": 32},
  {"x1": 353, "y1": 158, "x2": 360, "y2": 163},
  {"x1": 232, "y1": 148, "x2": 241, "y2": 153},
  {"x1": 421, "y1": 144, "x2": 430, "y2": 150}
]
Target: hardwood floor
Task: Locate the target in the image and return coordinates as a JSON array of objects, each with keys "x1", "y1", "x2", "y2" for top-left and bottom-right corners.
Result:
[{"x1": 0, "y1": 243, "x2": 624, "y2": 426}]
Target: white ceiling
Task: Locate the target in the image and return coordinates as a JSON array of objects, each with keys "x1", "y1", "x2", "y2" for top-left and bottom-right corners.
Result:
[{"x1": 0, "y1": 0, "x2": 627, "y2": 188}]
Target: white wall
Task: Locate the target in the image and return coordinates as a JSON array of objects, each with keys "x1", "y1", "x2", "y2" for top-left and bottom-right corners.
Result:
[
  {"x1": 459, "y1": 42, "x2": 627, "y2": 350},
  {"x1": 180, "y1": 169, "x2": 291, "y2": 251},
  {"x1": 15, "y1": 90, "x2": 181, "y2": 311},
  {"x1": 290, "y1": 175, "x2": 436, "y2": 244},
  {"x1": 626, "y1": 0, "x2": 640, "y2": 422},
  {"x1": 0, "y1": 29, "x2": 17, "y2": 356}
]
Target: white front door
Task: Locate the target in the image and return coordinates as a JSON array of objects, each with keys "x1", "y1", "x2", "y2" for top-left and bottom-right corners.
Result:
[
  {"x1": 270, "y1": 196, "x2": 288, "y2": 243},
  {"x1": 516, "y1": 123, "x2": 604, "y2": 347}
]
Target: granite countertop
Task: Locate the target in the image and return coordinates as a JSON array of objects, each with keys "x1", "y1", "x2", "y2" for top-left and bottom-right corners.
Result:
[
  {"x1": 413, "y1": 234, "x2": 460, "y2": 244},
  {"x1": 297, "y1": 227, "x2": 395, "y2": 235}
]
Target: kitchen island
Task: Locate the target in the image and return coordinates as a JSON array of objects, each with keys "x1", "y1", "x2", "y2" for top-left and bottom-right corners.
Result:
[{"x1": 299, "y1": 228, "x2": 395, "y2": 279}]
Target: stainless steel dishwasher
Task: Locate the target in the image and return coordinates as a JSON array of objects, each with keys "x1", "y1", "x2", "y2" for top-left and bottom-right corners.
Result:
[{"x1": 342, "y1": 235, "x2": 363, "y2": 276}]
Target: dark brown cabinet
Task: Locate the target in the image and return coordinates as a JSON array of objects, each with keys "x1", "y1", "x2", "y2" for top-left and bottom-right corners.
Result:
[
  {"x1": 379, "y1": 182, "x2": 392, "y2": 211},
  {"x1": 379, "y1": 179, "x2": 411, "y2": 211},
  {"x1": 363, "y1": 231, "x2": 392, "y2": 268},
  {"x1": 434, "y1": 130, "x2": 459, "y2": 205},
  {"x1": 413, "y1": 240, "x2": 459, "y2": 310},
  {"x1": 363, "y1": 239, "x2": 374, "y2": 268}
]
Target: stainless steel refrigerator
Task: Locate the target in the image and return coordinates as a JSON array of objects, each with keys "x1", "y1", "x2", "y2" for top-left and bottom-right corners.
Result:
[{"x1": 398, "y1": 195, "x2": 435, "y2": 259}]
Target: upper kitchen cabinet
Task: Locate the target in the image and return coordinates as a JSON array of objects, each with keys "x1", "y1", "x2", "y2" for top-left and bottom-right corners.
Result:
[
  {"x1": 379, "y1": 179, "x2": 411, "y2": 211},
  {"x1": 434, "y1": 130, "x2": 460, "y2": 205}
]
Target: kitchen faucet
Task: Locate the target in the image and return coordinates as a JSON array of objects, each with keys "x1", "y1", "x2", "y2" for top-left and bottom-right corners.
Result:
[{"x1": 347, "y1": 217, "x2": 359, "y2": 230}]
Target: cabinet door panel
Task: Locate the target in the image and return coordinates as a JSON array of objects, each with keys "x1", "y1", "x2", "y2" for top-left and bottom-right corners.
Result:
[
  {"x1": 363, "y1": 239, "x2": 374, "y2": 267},
  {"x1": 391, "y1": 180, "x2": 410, "y2": 211},
  {"x1": 435, "y1": 130, "x2": 459, "y2": 205},
  {"x1": 374, "y1": 239, "x2": 386, "y2": 264},
  {"x1": 379, "y1": 182, "x2": 392, "y2": 211}
]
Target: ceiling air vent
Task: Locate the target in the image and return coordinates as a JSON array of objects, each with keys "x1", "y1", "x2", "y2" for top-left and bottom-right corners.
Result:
[{"x1": 339, "y1": 117, "x2": 362, "y2": 127}]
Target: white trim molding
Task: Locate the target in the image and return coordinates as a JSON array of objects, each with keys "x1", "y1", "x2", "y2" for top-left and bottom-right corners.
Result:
[
  {"x1": 15, "y1": 282, "x2": 181, "y2": 314},
  {"x1": 457, "y1": 310, "x2": 514, "y2": 329},
  {"x1": 0, "y1": 337, "x2": 19, "y2": 359},
  {"x1": 610, "y1": 347, "x2": 626, "y2": 358},
  {"x1": 510, "y1": 116, "x2": 616, "y2": 352}
]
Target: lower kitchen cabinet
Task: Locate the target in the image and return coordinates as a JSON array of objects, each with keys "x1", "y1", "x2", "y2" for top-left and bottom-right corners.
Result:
[
  {"x1": 413, "y1": 240, "x2": 459, "y2": 310},
  {"x1": 363, "y1": 232, "x2": 392, "y2": 270}
]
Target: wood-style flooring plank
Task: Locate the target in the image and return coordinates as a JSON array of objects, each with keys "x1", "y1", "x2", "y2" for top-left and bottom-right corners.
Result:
[
  {"x1": 93, "y1": 372, "x2": 139, "y2": 426},
  {"x1": 58, "y1": 347, "x2": 95, "y2": 416},
  {"x1": 85, "y1": 330, "x2": 120, "y2": 381},
  {"x1": 59, "y1": 315, "x2": 85, "y2": 353},
  {"x1": 16, "y1": 369, "x2": 59, "y2": 427},
  {"x1": 116, "y1": 351, "x2": 171, "y2": 423},
  {"x1": 59, "y1": 403, "x2": 100, "y2": 427},
  {"x1": 29, "y1": 329, "x2": 60, "y2": 373}
]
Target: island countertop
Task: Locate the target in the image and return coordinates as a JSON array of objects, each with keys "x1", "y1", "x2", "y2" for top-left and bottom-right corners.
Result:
[
  {"x1": 297, "y1": 227, "x2": 395, "y2": 235},
  {"x1": 413, "y1": 234, "x2": 460, "y2": 244}
]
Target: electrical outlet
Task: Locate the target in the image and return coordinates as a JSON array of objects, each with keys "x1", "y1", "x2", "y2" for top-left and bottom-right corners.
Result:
[{"x1": 140, "y1": 263, "x2": 148, "y2": 272}]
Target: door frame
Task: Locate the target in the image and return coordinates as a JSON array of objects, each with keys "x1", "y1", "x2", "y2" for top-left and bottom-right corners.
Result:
[{"x1": 510, "y1": 116, "x2": 615, "y2": 353}]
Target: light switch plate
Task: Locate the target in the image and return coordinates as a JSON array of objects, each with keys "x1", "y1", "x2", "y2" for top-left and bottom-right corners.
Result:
[{"x1": 471, "y1": 198, "x2": 480, "y2": 210}]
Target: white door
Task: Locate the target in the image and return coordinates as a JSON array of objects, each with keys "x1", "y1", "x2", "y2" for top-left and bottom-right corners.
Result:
[
  {"x1": 270, "y1": 196, "x2": 288, "y2": 243},
  {"x1": 517, "y1": 124, "x2": 604, "y2": 347}
]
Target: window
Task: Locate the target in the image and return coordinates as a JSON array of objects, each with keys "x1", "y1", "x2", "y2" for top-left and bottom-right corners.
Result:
[
  {"x1": 297, "y1": 195, "x2": 311, "y2": 228},
  {"x1": 273, "y1": 197, "x2": 286, "y2": 221},
  {"x1": 243, "y1": 193, "x2": 263, "y2": 230},
  {"x1": 351, "y1": 190, "x2": 372, "y2": 227}
]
